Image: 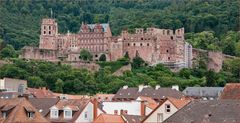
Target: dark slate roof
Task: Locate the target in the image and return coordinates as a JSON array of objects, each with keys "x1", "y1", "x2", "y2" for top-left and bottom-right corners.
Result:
[
  {"x1": 163, "y1": 100, "x2": 240, "y2": 123},
  {"x1": 122, "y1": 114, "x2": 145, "y2": 123},
  {"x1": 28, "y1": 98, "x2": 59, "y2": 116},
  {"x1": 220, "y1": 83, "x2": 240, "y2": 99},
  {"x1": 182, "y1": 87, "x2": 223, "y2": 99},
  {"x1": 113, "y1": 87, "x2": 185, "y2": 100}
]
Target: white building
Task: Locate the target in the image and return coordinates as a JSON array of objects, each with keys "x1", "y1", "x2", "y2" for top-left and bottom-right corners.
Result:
[{"x1": 101, "y1": 101, "x2": 145, "y2": 116}]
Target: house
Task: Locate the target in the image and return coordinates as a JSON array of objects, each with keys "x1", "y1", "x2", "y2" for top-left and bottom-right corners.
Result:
[
  {"x1": 0, "y1": 97, "x2": 49, "y2": 123},
  {"x1": 94, "y1": 94, "x2": 115, "y2": 102},
  {"x1": 163, "y1": 100, "x2": 240, "y2": 123},
  {"x1": 47, "y1": 98, "x2": 103, "y2": 123},
  {"x1": 220, "y1": 83, "x2": 240, "y2": 99},
  {"x1": 136, "y1": 96, "x2": 158, "y2": 116},
  {"x1": 143, "y1": 97, "x2": 190, "y2": 123},
  {"x1": 183, "y1": 87, "x2": 223, "y2": 100},
  {"x1": 93, "y1": 114, "x2": 125, "y2": 123},
  {"x1": 26, "y1": 87, "x2": 57, "y2": 98},
  {"x1": 101, "y1": 100, "x2": 145, "y2": 116},
  {"x1": 0, "y1": 78, "x2": 27, "y2": 92},
  {"x1": 113, "y1": 85, "x2": 185, "y2": 102},
  {"x1": 28, "y1": 98, "x2": 60, "y2": 116}
]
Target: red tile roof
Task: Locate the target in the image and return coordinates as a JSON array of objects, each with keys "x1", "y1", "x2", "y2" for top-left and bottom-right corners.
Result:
[
  {"x1": 93, "y1": 114, "x2": 125, "y2": 123},
  {"x1": 0, "y1": 98, "x2": 49, "y2": 123},
  {"x1": 47, "y1": 98, "x2": 90, "y2": 123},
  {"x1": 26, "y1": 87, "x2": 56, "y2": 98},
  {"x1": 220, "y1": 83, "x2": 240, "y2": 99}
]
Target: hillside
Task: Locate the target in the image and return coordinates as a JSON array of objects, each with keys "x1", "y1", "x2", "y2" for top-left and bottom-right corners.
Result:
[{"x1": 0, "y1": 0, "x2": 239, "y2": 55}]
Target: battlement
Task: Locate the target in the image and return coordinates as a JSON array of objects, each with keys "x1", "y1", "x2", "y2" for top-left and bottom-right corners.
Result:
[{"x1": 42, "y1": 18, "x2": 57, "y2": 25}]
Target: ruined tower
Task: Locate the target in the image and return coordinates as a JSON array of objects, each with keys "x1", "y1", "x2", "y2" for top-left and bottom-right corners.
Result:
[{"x1": 39, "y1": 18, "x2": 58, "y2": 50}]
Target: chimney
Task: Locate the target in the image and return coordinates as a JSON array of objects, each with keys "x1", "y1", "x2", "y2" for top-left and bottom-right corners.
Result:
[
  {"x1": 138, "y1": 85, "x2": 144, "y2": 92},
  {"x1": 155, "y1": 85, "x2": 161, "y2": 90},
  {"x1": 93, "y1": 98, "x2": 98, "y2": 120},
  {"x1": 123, "y1": 85, "x2": 128, "y2": 89},
  {"x1": 140, "y1": 101, "x2": 145, "y2": 116},
  {"x1": 172, "y1": 85, "x2": 179, "y2": 91}
]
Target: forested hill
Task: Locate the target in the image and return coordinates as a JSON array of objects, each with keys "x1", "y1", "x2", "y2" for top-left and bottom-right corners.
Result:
[{"x1": 0, "y1": 0, "x2": 239, "y2": 55}]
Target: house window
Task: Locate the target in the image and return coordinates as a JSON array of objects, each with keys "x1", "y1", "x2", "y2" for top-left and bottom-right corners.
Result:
[
  {"x1": 49, "y1": 26, "x2": 51, "y2": 30},
  {"x1": 44, "y1": 26, "x2": 46, "y2": 29},
  {"x1": 114, "y1": 110, "x2": 118, "y2": 115},
  {"x1": 50, "y1": 109, "x2": 58, "y2": 118},
  {"x1": 124, "y1": 110, "x2": 128, "y2": 114},
  {"x1": 171, "y1": 36, "x2": 173, "y2": 40},
  {"x1": 28, "y1": 112, "x2": 34, "y2": 118},
  {"x1": 64, "y1": 110, "x2": 72, "y2": 119},
  {"x1": 128, "y1": 43, "x2": 130, "y2": 46},
  {"x1": 84, "y1": 112, "x2": 88, "y2": 119},
  {"x1": 2, "y1": 112, "x2": 6, "y2": 119},
  {"x1": 49, "y1": 31, "x2": 51, "y2": 34},
  {"x1": 140, "y1": 43, "x2": 143, "y2": 46},
  {"x1": 165, "y1": 104, "x2": 171, "y2": 113},
  {"x1": 147, "y1": 43, "x2": 149, "y2": 46},
  {"x1": 168, "y1": 57, "x2": 170, "y2": 60},
  {"x1": 157, "y1": 113, "x2": 163, "y2": 122},
  {"x1": 166, "y1": 50, "x2": 169, "y2": 53},
  {"x1": 44, "y1": 31, "x2": 46, "y2": 34},
  {"x1": 133, "y1": 43, "x2": 136, "y2": 46}
]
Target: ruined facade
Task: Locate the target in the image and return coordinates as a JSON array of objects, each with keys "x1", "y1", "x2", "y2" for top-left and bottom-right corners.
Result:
[{"x1": 21, "y1": 18, "x2": 192, "y2": 69}]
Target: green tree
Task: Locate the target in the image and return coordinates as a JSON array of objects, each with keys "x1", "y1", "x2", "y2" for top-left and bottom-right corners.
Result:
[
  {"x1": 0, "y1": 45, "x2": 17, "y2": 59},
  {"x1": 124, "y1": 51, "x2": 129, "y2": 59},
  {"x1": 55, "y1": 79, "x2": 64, "y2": 93},
  {"x1": 132, "y1": 56, "x2": 145, "y2": 69},
  {"x1": 28, "y1": 76, "x2": 46, "y2": 88},
  {"x1": 206, "y1": 70, "x2": 217, "y2": 86},
  {"x1": 99, "y1": 54, "x2": 106, "y2": 61},
  {"x1": 79, "y1": 49, "x2": 93, "y2": 61}
]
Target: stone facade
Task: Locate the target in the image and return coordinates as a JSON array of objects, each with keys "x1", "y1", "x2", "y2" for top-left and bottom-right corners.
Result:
[{"x1": 21, "y1": 18, "x2": 192, "y2": 69}]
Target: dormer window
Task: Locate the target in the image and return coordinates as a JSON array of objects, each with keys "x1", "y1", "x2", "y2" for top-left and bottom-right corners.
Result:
[
  {"x1": 2, "y1": 111, "x2": 7, "y2": 119},
  {"x1": 50, "y1": 109, "x2": 59, "y2": 119},
  {"x1": 28, "y1": 112, "x2": 35, "y2": 118},
  {"x1": 165, "y1": 104, "x2": 171, "y2": 113},
  {"x1": 84, "y1": 111, "x2": 88, "y2": 119},
  {"x1": 64, "y1": 109, "x2": 72, "y2": 119}
]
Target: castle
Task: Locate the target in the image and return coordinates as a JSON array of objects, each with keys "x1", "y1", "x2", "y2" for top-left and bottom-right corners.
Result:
[{"x1": 21, "y1": 18, "x2": 192, "y2": 69}]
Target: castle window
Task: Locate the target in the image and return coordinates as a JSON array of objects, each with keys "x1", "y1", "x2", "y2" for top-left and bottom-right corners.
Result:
[
  {"x1": 95, "y1": 55, "x2": 98, "y2": 57},
  {"x1": 133, "y1": 43, "x2": 136, "y2": 46},
  {"x1": 141, "y1": 38, "x2": 143, "y2": 40},
  {"x1": 171, "y1": 36, "x2": 173, "y2": 40},
  {"x1": 163, "y1": 30, "x2": 165, "y2": 35},
  {"x1": 44, "y1": 31, "x2": 46, "y2": 34},
  {"x1": 49, "y1": 31, "x2": 51, "y2": 34},
  {"x1": 166, "y1": 50, "x2": 169, "y2": 53},
  {"x1": 167, "y1": 30, "x2": 170, "y2": 35},
  {"x1": 140, "y1": 43, "x2": 143, "y2": 46},
  {"x1": 147, "y1": 43, "x2": 149, "y2": 46},
  {"x1": 44, "y1": 26, "x2": 46, "y2": 29},
  {"x1": 168, "y1": 57, "x2": 170, "y2": 60},
  {"x1": 128, "y1": 43, "x2": 130, "y2": 46},
  {"x1": 49, "y1": 26, "x2": 51, "y2": 30}
]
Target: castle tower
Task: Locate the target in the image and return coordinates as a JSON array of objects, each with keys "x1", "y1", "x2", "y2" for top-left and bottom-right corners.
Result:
[{"x1": 39, "y1": 18, "x2": 58, "y2": 49}]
